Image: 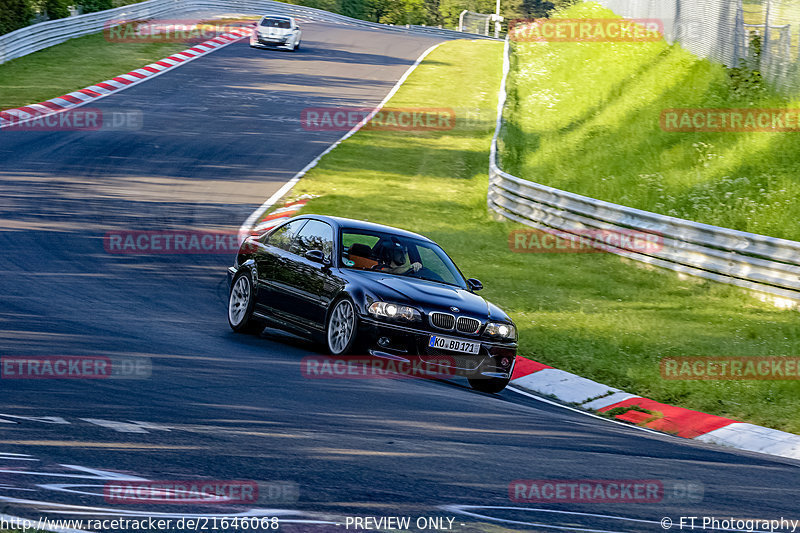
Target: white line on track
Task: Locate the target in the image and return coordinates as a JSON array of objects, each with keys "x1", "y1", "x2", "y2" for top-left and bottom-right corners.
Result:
[{"x1": 506, "y1": 385, "x2": 662, "y2": 436}]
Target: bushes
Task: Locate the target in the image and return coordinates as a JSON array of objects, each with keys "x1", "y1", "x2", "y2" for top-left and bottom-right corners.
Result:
[
  {"x1": 438, "y1": 0, "x2": 578, "y2": 28},
  {"x1": 0, "y1": 0, "x2": 74, "y2": 35},
  {"x1": 77, "y1": 0, "x2": 112, "y2": 13},
  {"x1": 0, "y1": 0, "x2": 70, "y2": 36},
  {"x1": 0, "y1": 0, "x2": 34, "y2": 35},
  {"x1": 361, "y1": 0, "x2": 441, "y2": 25},
  {"x1": 39, "y1": 0, "x2": 71, "y2": 19},
  {"x1": 339, "y1": 0, "x2": 365, "y2": 19},
  {"x1": 381, "y1": 0, "x2": 429, "y2": 24}
]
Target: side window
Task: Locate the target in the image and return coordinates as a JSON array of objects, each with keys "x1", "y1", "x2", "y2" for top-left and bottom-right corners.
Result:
[
  {"x1": 416, "y1": 245, "x2": 457, "y2": 284},
  {"x1": 265, "y1": 219, "x2": 307, "y2": 251},
  {"x1": 342, "y1": 233, "x2": 380, "y2": 252},
  {"x1": 341, "y1": 232, "x2": 380, "y2": 269},
  {"x1": 292, "y1": 220, "x2": 334, "y2": 261}
]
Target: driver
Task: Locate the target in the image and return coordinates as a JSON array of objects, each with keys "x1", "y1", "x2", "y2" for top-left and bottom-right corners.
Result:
[{"x1": 377, "y1": 242, "x2": 422, "y2": 275}]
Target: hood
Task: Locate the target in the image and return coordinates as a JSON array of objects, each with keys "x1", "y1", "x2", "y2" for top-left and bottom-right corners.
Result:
[{"x1": 350, "y1": 270, "x2": 491, "y2": 317}]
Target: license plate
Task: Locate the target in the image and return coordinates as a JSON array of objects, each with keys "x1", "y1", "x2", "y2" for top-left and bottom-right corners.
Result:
[{"x1": 428, "y1": 335, "x2": 480, "y2": 354}]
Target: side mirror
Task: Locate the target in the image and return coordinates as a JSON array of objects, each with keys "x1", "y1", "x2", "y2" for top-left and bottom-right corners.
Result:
[
  {"x1": 467, "y1": 278, "x2": 483, "y2": 291},
  {"x1": 305, "y1": 250, "x2": 327, "y2": 264}
]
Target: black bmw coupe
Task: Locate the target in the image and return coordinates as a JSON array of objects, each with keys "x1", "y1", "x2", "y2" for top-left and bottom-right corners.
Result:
[{"x1": 227, "y1": 215, "x2": 517, "y2": 393}]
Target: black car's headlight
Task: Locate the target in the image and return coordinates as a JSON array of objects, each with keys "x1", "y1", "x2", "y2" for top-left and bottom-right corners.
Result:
[
  {"x1": 368, "y1": 302, "x2": 421, "y2": 322},
  {"x1": 484, "y1": 322, "x2": 516, "y2": 340}
]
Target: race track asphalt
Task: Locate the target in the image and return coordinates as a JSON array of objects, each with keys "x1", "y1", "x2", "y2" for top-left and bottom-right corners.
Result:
[{"x1": 0, "y1": 22, "x2": 797, "y2": 533}]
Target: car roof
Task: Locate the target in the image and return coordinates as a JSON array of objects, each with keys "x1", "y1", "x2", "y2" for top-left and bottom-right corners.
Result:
[
  {"x1": 298, "y1": 215, "x2": 434, "y2": 243},
  {"x1": 260, "y1": 15, "x2": 293, "y2": 20}
]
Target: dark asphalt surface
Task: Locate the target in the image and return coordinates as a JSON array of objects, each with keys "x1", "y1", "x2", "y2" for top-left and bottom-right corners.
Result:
[{"x1": 0, "y1": 21, "x2": 798, "y2": 533}]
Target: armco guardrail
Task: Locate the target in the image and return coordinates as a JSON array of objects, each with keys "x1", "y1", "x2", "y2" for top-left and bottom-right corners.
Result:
[
  {"x1": 489, "y1": 38, "x2": 800, "y2": 305},
  {"x1": 0, "y1": 0, "x2": 182, "y2": 64},
  {"x1": 0, "y1": 0, "x2": 496, "y2": 65}
]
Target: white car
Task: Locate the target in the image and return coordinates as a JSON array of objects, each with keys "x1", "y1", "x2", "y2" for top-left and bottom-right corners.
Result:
[{"x1": 250, "y1": 15, "x2": 302, "y2": 52}]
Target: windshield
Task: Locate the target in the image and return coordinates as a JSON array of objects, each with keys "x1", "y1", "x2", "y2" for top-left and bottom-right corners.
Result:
[
  {"x1": 340, "y1": 229, "x2": 466, "y2": 288},
  {"x1": 259, "y1": 18, "x2": 291, "y2": 28}
]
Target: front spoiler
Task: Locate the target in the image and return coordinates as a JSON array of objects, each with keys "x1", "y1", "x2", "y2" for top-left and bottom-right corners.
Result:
[
  {"x1": 367, "y1": 349, "x2": 512, "y2": 380},
  {"x1": 360, "y1": 317, "x2": 516, "y2": 377},
  {"x1": 359, "y1": 316, "x2": 517, "y2": 350},
  {"x1": 250, "y1": 40, "x2": 292, "y2": 49}
]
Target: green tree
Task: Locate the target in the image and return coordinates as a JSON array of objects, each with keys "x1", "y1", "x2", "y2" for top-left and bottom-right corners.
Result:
[
  {"x1": 423, "y1": 0, "x2": 443, "y2": 25},
  {"x1": 0, "y1": 0, "x2": 34, "y2": 35},
  {"x1": 521, "y1": 0, "x2": 578, "y2": 17},
  {"x1": 520, "y1": 0, "x2": 551, "y2": 17},
  {"x1": 340, "y1": 0, "x2": 365, "y2": 19},
  {"x1": 364, "y1": 0, "x2": 391, "y2": 22},
  {"x1": 379, "y1": 0, "x2": 430, "y2": 25},
  {"x1": 39, "y1": 0, "x2": 70, "y2": 19},
  {"x1": 78, "y1": 0, "x2": 112, "y2": 13}
]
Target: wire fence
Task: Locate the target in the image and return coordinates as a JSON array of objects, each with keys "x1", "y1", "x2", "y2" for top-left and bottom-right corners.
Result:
[
  {"x1": 747, "y1": 0, "x2": 800, "y2": 92},
  {"x1": 458, "y1": 10, "x2": 493, "y2": 35},
  {"x1": 592, "y1": 0, "x2": 800, "y2": 93}
]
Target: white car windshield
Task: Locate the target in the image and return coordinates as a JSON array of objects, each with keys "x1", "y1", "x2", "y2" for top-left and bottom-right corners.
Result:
[{"x1": 260, "y1": 18, "x2": 291, "y2": 29}]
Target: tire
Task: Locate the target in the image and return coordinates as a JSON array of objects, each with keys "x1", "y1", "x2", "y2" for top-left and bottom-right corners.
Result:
[
  {"x1": 228, "y1": 271, "x2": 265, "y2": 334},
  {"x1": 291, "y1": 41, "x2": 299, "y2": 51},
  {"x1": 468, "y1": 374, "x2": 510, "y2": 394},
  {"x1": 325, "y1": 297, "x2": 357, "y2": 355}
]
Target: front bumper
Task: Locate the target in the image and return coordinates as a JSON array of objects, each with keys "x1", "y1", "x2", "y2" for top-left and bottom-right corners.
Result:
[
  {"x1": 250, "y1": 35, "x2": 292, "y2": 48},
  {"x1": 359, "y1": 316, "x2": 516, "y2": 379}
]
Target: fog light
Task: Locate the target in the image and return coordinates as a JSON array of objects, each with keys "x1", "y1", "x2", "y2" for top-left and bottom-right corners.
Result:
[
  {"x1": 378, "y1": 337, "x2": 391, "y2": 347},
  {"x1": 501, "y1": 357, "x2": 510, "y2": 367}
]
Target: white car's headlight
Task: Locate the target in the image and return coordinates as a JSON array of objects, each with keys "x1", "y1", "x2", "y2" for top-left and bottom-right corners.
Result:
[
  {"x1": 484, "y1": 322, "x2": 516, "y2": 340},
  {"x1": 368, "y1": 302, "x2": 421, "y2": 322}
]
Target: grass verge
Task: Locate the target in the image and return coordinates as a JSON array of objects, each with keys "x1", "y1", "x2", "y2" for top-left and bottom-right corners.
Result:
[
  {"x1": 501, "y1": 2, "x2": 800, "y2": 241},
  {"x1": 269, "y1": 38, "x2": 800, "y2": 434}
]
